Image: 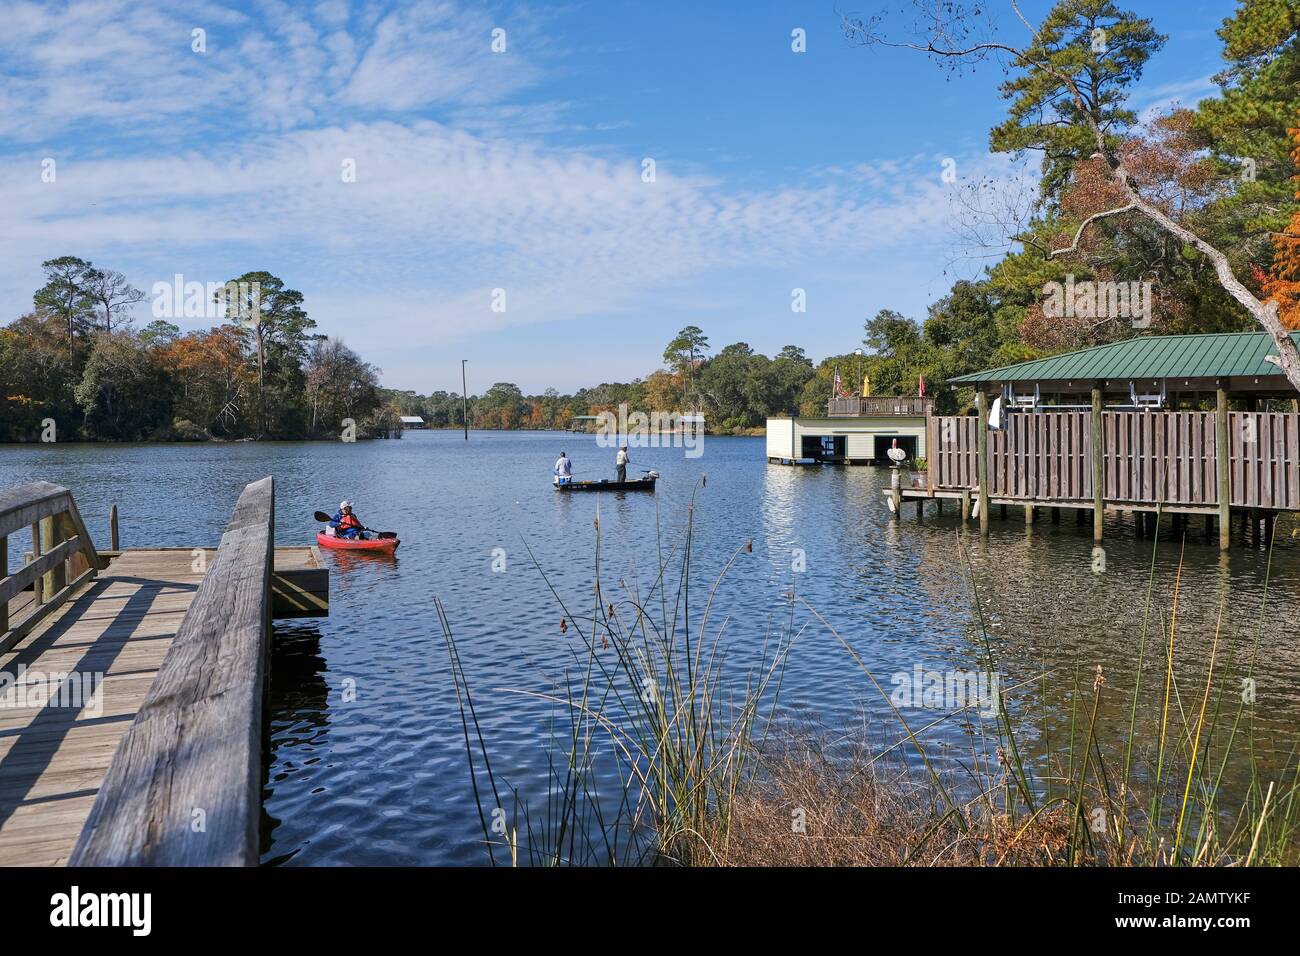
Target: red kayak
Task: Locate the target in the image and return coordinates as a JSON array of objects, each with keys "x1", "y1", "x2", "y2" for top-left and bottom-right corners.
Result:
[{"x1": 316, "y1": 530, "x2": 399, "y2": 553}]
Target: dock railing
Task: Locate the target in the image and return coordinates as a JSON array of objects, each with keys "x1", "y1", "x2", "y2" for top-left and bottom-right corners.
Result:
[
  {"x1": 827, "y1": 396, "x2": 933, "y2": 417},
  {"x1": 930, "y1": 407, "x2": 1300, "y2": 539},
  {"x1": 0, "y1": 482, "x2": 106, "y2": 655},
  {"x1": 71, "y1": 475, "x2": 275, "y2": 866}
]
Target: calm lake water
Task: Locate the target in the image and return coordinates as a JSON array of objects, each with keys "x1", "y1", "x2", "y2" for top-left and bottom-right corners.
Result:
[{"x1": 3, "y1": 430, "x2": 1298, "y2": 865}]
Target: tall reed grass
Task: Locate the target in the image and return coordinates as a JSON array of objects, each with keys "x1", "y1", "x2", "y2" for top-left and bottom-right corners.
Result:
[{"x1": 440, "y1": 492, "x2": 1300, "y2": 866}]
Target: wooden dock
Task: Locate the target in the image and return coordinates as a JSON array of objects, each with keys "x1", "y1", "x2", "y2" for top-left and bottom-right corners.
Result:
[
  {"x1": 885, "y1": 403, "x2": 1300, "y2": 548},
  {"x1": 0, "y1": 478, "x2": 326, "y2": 866}
]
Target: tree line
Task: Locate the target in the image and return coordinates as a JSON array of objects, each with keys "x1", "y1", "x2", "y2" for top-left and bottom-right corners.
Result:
[{"x1": 0, "y1": 258, "x2": 399, "y2": 442}]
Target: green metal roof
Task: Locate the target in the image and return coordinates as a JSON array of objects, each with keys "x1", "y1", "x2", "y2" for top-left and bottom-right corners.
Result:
[{"x1": 949, "y1": 332, "x2": 1300, "y2": 385}]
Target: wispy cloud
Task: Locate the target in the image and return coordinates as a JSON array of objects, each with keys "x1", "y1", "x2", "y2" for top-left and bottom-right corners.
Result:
[{"x1": 0, "y1": 0, "x2": 1032, "y2": 387}]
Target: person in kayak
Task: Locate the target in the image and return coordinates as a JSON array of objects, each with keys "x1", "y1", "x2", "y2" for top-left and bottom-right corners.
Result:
[
  {"x1": 615, "y1": 445, "x2": 629, "y2": 482},
  {"x1": 554, "y1": 451, "x2": 573, "y2": 486},
  {"x1": 330, "y1": 500, "x2": 365, "y2": 539}
]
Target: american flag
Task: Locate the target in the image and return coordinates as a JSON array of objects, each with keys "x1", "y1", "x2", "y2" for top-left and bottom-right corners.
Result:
[
  {"x1": 918, "y1": 374, "x2": 926, "y2": 397},
  {"x1": 832, "y1": 366, "x2": 843, "y2": 397}
]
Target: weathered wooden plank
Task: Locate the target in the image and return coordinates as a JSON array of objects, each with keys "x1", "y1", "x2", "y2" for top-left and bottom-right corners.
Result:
[
  {"x1": 0, "y1": 536, "x2": 83, "y2": 607},
  {"x1": 0, "y1": 551, "x2": 201, "y2": 866},
  {"x1": 0, "y1": 484, "x2": 70, "y2": 542},
  {"x1": 70, "y1": 476, "x2": 273, "y2": 867}
]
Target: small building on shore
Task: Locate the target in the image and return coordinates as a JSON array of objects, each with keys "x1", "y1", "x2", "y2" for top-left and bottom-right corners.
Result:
[
  {"x1": 399, "y1": 415, "x2": 426, "y2": 429},
  {"x1": 766, "y1": 396, "x2": 933, "y2": 465}
]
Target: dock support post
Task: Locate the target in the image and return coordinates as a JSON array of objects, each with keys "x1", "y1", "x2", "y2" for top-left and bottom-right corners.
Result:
[
  {"x1": 1216, "y1": 387, "x2": 1231, "y2": 551},
  {"x1": 890, "y1": 467, "x2": 901, "y2": 517},
  {"x1": 110, "y1": 504, "x2": 119, "y2": 551},
  {"x1": 1091, "y1": 387, "x2": 1105, "y2": 544},
  {"x1": 30, "y1": 524, "x2": 43, "y2": 606},
  {"x1": 0, "y1": 535, "x2": 6, "y2": 632},
  {"x1": 960, "y1": 492, "x2": 970, "y2": 523},
  {"x1": 1025, "y1": 504, "x2": 1036, "y2": 524},
  {"x1": 916, "y1": 499, "x2": 923, "y2": 521},
  {"x1": 976, "y1": 390, "x2": 990, "y2": 537},
  {"x1": 39, "y1": 515, "x2": 66, "y2": 598}
]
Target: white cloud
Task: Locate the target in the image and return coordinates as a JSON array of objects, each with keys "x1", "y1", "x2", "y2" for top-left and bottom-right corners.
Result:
[{"x1": 0, "y1": 0, "x2": 1033, "y2": 389}]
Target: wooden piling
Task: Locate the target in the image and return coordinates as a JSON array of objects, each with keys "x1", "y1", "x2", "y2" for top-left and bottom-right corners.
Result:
[
  {"x1": 1091, "y1": 387, "x2": 1104, "y2": 543},
  {"x1": 30, "y1": 524, "x2": 42, "y2": 606},
  {"x1": 110, "y1": 503, "x2": 119, "y2": 550},
  {"x1": 1216, "y1": 387, "x2": 1231, "y2": 551},
  {"x1": 976, "y1": 390, "x2": 990, "y2": 536}
]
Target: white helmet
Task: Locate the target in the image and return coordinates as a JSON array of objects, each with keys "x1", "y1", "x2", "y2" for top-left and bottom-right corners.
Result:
[{"x1": 340, "y1": 500, "x2": 352, "y2": 510}]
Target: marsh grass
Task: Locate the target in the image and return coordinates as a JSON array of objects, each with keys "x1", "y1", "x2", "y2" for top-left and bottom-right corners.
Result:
[{"x1": 440, "y1": 493, "x2": 1300, "y2": 866}]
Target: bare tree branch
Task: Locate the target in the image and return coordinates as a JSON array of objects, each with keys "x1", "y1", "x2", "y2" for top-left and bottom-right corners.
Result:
[{"x1": 1048, "y1": 202, "x2": 1137, "y2": 258}]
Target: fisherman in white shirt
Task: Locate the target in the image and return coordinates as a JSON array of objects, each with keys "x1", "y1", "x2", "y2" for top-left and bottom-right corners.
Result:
[
  {"x1": 554, "y1": 450, "x2": 573, "y2": 485},
  {"x1": 615, "y1": 445, "x2": 629, "y2": 482}
]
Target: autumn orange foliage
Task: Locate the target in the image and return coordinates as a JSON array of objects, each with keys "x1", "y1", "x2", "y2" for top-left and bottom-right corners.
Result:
[{"x1": 1257, "y1": 124, "x2": 1300, "y2": 330}]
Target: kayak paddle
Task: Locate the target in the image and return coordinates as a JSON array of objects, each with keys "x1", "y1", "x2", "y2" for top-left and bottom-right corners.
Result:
[{"x1": 312, "y1": 510, "x2": 398, "y2": 539}]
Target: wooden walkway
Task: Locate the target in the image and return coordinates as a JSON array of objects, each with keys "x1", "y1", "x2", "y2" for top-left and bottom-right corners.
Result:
[
  {"x1": 0, "y1": 479, "x2": 326, "y2": 867},
  {"x1": 0, "y1": 550, "x2": 201, "y2": 866}
]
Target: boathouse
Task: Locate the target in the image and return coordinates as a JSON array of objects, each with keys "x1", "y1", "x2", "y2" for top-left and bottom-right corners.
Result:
[
  {"x1": 766, "y1": 396, "x2": 933, "y2": 465},
  {"x1": 889, "y1": 332, "x2": 1300, "y2": 550}
]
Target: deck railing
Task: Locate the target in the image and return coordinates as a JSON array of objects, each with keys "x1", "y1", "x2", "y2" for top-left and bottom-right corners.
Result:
[
  {"x1": 0, "y1": 482, "x2": 106, "y2": 655},
  {"x1": 72, "y1": 475, "x2": 275, "y2": 866},
  {"x1": 931, "y1": 409, "x2": 1300, "y2": 512},
  {"x1": 827, "y1": 395, "x2": 933, "y2": 417}
]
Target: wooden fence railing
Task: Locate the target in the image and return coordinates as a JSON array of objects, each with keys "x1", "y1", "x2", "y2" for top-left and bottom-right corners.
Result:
[
  {"x1": 1228, "y1": 411, "x2": 1300, "y2": 510},
  {"x1": 827, "y1": 396, "x2": 934, "y2": 417},
  {"x1": 933, "y1": 416, "x2": 980, "y2": 490},
  {"x1": 1101, "y1": 411, "x2": 1217, "y2": 506},
  {"x1": 988, "y1": 410, "x2": 1093, "y2": 501},
  {"x1": 0, "y1": 482, "x2": 106, "y2": 656},
  {"x1": 931, "y1": 409, "x2": 1300, "y2": 512},
  {"x1": 71, "y1": 476, "x2": 274, "y2": 867}
]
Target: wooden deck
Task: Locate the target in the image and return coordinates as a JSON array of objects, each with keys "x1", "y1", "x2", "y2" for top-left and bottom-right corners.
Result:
[
  {"x1": 0, "y1": 550, "x2": 201, "y2": 865},
  {"x1": 902, "y1": 402, "x2": 1300, "y2": 548},
  {"x1": 0, "y1": 514, "x2": 326, "y2": 866}
]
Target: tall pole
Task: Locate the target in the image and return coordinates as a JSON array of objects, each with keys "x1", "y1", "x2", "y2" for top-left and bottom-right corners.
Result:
[
  {"x1": 976, "y1": 389, "x2": 990, "y2": 536},
  {"x1": 1091, "y1": 387, "x2": 1105, "y2": 544},
  {"x1": 1216, "y1": 385, "x2": 1231, "y2": 550},
  {"x1": 461, "y1": 359, "x2": 469, "y2": 441}
]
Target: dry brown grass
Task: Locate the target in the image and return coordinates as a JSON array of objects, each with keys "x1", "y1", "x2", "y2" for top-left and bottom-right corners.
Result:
[{"x1": 695, "y1": 734, "x2": 1094, "y2": 867}]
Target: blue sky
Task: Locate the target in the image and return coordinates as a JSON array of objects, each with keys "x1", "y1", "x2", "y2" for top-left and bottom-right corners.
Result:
[{"x1": 2, "y1": 0, "x2": 1232, "y2": 393}]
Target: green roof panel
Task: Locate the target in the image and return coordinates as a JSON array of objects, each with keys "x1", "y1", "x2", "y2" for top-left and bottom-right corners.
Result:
[{"x1": 950, "y1": 332, "x2": 1300, "y2": 385}]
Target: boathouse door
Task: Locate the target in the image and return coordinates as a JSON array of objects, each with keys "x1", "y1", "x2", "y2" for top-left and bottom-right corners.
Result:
[{"x1": 801, "y1": 435, "x2": 846, "y2": 462}]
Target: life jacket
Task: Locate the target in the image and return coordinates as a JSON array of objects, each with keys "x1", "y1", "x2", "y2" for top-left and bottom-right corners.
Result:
[{"x1": 339, "y1": 512, "x2": 362, "y2": 530}]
